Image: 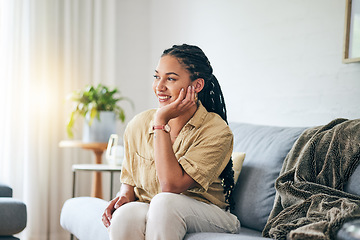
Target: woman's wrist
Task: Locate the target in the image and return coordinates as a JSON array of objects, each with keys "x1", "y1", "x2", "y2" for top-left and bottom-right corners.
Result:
[
  {"x1": 154, "y1": 115, "x2": 169, "y2": 126},
  {"x1": 154, "y1": 121, "x2": 168, "y2": 126},
  {"x1": 119, "y1": 183, "x2": 136, "y2": 202}
]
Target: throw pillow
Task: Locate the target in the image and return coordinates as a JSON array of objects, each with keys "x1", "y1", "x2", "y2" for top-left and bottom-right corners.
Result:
[{"x1": 232, "y1": 152, "x2": 246, "y2": 183}]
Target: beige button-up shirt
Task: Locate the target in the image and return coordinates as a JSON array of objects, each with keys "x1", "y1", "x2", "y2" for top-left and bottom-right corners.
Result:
[{"x1": 120, "y1": 102, "x2": 233, "y2": 209}]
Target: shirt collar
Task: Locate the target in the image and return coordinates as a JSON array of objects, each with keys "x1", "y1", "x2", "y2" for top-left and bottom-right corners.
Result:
[{"x1": 186, "y1": 101, "x2": 208, "y2": 129}]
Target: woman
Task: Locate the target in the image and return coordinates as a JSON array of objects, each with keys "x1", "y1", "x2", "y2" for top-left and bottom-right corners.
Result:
[{"x1": 102, "y1": 44, "x2": 240, "y2": 239}]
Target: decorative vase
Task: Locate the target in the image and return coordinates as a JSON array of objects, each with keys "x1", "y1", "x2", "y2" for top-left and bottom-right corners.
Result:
[
  {"x1": 106, "y1": 134, "x2": 124, "y2": 166},
  {"x1": 82, "y1": 111, "x2": 116, "y2": 143}
]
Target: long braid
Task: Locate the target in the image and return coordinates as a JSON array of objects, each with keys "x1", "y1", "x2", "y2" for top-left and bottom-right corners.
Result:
[
  {"x1": 162, "y1": 44, "x2": 235, "y2": 210},
  {"x1": 199, "y1": 75, "x2": 227, "y2": 123},
  {"x1": 202, "y1": 75, "x2": 235, "y2": 211}
]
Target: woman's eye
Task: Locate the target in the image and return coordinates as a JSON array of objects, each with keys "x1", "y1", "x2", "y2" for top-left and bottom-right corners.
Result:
[
  {"x1": 153, "y1": 75, "x2": 160, "y2": 80},
  {"x1": 168, "y1": 77, "x2": 176, "y2": 81}
]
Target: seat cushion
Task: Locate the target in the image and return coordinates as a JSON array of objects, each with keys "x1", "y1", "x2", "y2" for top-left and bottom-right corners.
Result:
[
  {"x1": 60, "y1": 197, "x2": 109, "y2": 240},
  {"x1": 184, "y1": 227, "x2": 267, "y2": 240},
  {"x1": 229, "y1": 123, "x2": 307, "y2": 232}
]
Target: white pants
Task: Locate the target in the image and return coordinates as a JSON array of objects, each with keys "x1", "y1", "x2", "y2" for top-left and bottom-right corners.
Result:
[{"x1": 108, "y1": 192, "x2": 240, "y2": 240}]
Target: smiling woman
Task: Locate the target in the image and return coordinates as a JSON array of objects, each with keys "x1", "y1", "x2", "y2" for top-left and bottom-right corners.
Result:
[{"x1": 101, "y1": 44, "x2": 239, "y2": 240}]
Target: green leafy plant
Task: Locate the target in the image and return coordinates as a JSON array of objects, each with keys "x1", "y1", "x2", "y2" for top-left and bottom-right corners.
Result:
[{"x1": 66, "y1": 84, "x2": 133, "y2": 138}]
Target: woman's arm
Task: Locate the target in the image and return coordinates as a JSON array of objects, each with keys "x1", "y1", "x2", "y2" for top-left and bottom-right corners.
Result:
[
  {"x1": 102, "y1": 183, "x2": 136, "y2": 227},
  {"x1": 153, "y1": 86, "x2": 197, "y2": 193},
  {"x1": 153, "y1": 126, "x2": 196, "y2": 193}
]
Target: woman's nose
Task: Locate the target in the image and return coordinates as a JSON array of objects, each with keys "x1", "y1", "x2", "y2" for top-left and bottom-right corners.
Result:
[{"x1": 156, "y1": 79, "x2": 166, "y2": 91}]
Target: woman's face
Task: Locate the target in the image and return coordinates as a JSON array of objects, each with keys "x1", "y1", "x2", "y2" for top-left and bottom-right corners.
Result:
[{"x1": 153, "y1": 55, "x2": 193, "y2": 107}]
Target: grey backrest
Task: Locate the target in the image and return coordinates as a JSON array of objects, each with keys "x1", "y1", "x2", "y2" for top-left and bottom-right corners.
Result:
[
  {"x1": 345, "y1": 164, "x2": 360, "y2": 196},
  {"x1": 229, "y1": 122, "x2": 306, "y2": 232}
]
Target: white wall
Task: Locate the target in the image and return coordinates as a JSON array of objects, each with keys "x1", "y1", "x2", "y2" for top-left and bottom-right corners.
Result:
[
  {"x1": 117, "y1": 0, "x2": 360, "y2": 128},
  {"x1": 113, "y1": 1, "x2": 151, "y2": 136}
]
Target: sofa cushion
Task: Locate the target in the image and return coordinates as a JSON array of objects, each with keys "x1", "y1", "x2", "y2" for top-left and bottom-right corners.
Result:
[
  {"x1": 229, "y1": 123, "x2": 307, "y2": 232},
  {"x1": 232, "y1": 152, "x2": 246, "y2": 183}
]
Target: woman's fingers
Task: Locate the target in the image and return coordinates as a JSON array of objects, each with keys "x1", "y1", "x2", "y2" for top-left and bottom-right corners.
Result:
[
  {"x1": 102, "y1": 213, "x2": 110, "y2": 228},
  {"x1": 181, "y1": 86, "x2": 196, "y2": 108},
  {"x1": 101, "y1": 196, "x2": 131, "y2": 228},
  {"x1": 175, "y1": 86, "x2": 195, "y2": 114},
  {"x1": 174, "y1": 87, "x2": 186, "y2": 104},
  {"x1": 102, "y1": 196, "x2": 119, "y2": 227},
  {"x1": 102, "y1": 209, "x2": 111, "y2": 227}
]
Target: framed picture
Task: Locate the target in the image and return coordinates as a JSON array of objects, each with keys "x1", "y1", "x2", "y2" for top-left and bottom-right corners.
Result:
[{"x1": 343, "y1": 0, "x2": 360, "y2": 63}]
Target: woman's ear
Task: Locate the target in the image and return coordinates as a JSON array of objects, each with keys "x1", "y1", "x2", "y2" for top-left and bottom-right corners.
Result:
[{"x1": 193, "y1": 78, "x2": 205, "y2": 93}]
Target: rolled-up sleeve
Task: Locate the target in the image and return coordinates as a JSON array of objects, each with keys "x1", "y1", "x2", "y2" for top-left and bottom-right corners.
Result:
[{"x1": 178, "y1": 124, "x2": 233, "y2": 191}]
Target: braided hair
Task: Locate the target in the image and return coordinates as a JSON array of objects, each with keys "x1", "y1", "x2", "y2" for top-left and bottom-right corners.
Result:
[{"x1": 162, "y1": 44, "x2": 235, "y2": 210}]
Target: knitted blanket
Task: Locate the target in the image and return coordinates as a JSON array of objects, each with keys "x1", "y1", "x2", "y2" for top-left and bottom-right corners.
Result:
[{"x1": 262, "y1": 118, "x2": 360, "y2": 240}]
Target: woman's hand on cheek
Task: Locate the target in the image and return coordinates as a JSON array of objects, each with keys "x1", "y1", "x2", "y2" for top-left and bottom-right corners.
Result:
[{"x1": 155, "y1": 86, "x2": 196, "y2": 123}]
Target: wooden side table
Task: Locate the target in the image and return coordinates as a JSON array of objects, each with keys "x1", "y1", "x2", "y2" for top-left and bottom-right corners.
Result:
[
  {"x1": 59, "y1": 141, "x2": 108, "y2": 199},
  {"x1": 72, "y1": 164, "x2": 122, "y2": 200}
]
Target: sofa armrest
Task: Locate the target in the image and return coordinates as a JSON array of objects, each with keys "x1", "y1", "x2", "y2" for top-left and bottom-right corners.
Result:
[
  {"x1": 0, "y1": 198, "x2": 27, "y2": 236},
  {"x1": 337, "y1": 219, "x2": 360, "y2": 240},
  {"x1": 0, "y1": 183, "x2": 12, "y2": 197},
  {"x1": 61, "y1": 197, "x2": 109, "y2": 240}
]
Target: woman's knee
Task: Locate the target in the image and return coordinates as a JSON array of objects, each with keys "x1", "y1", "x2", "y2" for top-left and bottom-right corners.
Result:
[
  {"x1": 146, "y1": 193, "x2": 187, "y2": 239},
  {"x1": 150, "y1": 192, "x2": 180, "y2": 208},
  {"x1": 148, "y1": 192, "x2": 186, "y2": 217},
  {"x1": 108, "y1": 202, "x2": 148, "y2": 239},
  {"x1": 111, "y1": 203, "x2": 139, "y2": 224}
]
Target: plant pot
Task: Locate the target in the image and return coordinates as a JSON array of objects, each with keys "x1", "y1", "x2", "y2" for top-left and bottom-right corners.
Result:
[{"x1": 82, "y1": 111, "x2": 116, "y2": 143}]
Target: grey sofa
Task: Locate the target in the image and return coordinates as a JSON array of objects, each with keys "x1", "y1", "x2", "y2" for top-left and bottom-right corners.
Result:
[
  {"x1": 0, "y1": 183, "x2": 27, "y2": 240},
  {"x1": 61, "y1": 122, "x2": 360, "y2": 239}
]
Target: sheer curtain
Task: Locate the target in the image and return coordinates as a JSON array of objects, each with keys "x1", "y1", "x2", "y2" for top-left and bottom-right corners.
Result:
[{"x1": 0, "y1": 0, "x2": 117, "y2": 239}]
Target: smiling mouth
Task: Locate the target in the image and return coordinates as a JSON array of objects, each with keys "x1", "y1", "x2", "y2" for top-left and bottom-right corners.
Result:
[{"x1": 158, "y1": 95, "x2": 171, "y2": 100}]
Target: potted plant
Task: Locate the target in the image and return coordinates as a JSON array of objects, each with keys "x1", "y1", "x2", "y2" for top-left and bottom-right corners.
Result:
[{"x1": 66, "y1": 84, "x2": 133, "y2": 142}]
